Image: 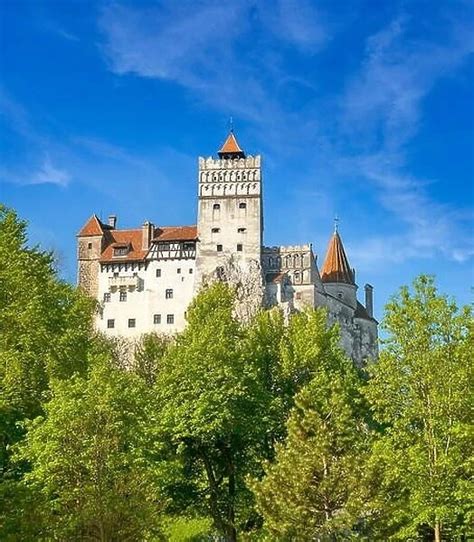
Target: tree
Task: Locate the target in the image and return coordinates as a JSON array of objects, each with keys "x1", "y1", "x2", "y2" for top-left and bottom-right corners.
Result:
[
  {"x1": 13, "y1": 356, "x2": 163, "y2": 541},
  {"x1": 365, "y1": 275, "x2": 473, "y2": 541},
  {"x1": 154, "y1": 282, "x2": 258, "y2": 541},
  {"x1": 252, "y1": 333, "x2": 370, "y2": 540},
  {"x1": 0, "y1": 205, "x2": 96, "y2": 532}
]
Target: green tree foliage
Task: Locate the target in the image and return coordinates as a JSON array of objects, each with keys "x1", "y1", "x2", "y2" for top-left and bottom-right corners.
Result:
[
  {"x1": 365, "y1": 275, "x2": 473, "y2": 541},
  {"x1": 13, "y1": 356, "x2": 163, "y2": 541},
  {"x1": 252, "y1": 333, "x2": 370, "y2": 540},
  {"x1": 0, "y1": 205, "x2": 96, "y2": 474},
  {"x1": 155, "y1": 283, "x2": 256, "y2": 541}
]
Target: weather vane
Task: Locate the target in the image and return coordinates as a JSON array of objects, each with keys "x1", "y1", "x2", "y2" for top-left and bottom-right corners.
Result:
[
  {"x1": 229, "y1": 116, "x2": 234, "y2": 133},
  {"x1": 334, "y1": 214, "x2": 340, "y2": 233}
]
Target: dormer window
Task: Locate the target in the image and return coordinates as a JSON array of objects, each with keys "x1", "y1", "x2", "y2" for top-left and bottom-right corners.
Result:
[{"x1": 112, "y1": 243, "x2": 130, "y2": 257}]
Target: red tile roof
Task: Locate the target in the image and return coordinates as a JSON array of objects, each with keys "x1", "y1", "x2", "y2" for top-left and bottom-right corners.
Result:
[
  {"x1": 153, "y1": 225, "x2": 198, "y2": 242},
  {"x1": 96, "y1": 224, "x2": 198, "y2": 263},
  {"x1": 218, "y1": 132, "x2": 245, "y2": 157},
  {"x1": 320, "y1": 231, "x2": 354, "y2": 284},
  {"x1": 100, "y1": 229, "x2": 147, "y2": 262},
  {"x1": 77, "y1": 214, "x2": 109, "y2": 236}
]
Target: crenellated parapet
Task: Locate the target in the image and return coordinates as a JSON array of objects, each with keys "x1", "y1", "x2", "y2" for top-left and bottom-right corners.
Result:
[{"x1": 198, "y1": 156, "x2": 261, "y2": 198}]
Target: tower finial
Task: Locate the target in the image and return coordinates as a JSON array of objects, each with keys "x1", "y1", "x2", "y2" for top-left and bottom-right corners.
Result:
[
  {"x1": 229, "y1": 116, "x2": 234, "y2": 133},
  {"x1": 334, "y1": 214, "x2": 339, "y2": 233}
]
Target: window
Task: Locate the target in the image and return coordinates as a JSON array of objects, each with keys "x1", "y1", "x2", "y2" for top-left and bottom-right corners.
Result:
[
  {"x1": 217, "y1": 244, "x2": 223, "y2": 252},
  {"x1": 114, "y1": 247, "x2": 129, "y2": 257},
  {"x1": 295, "y1": 292, "x2": 302, "y2": 300},
  {"x1": 165, "y1": 288, "x2": 173, "y2": 299},
  {"x1": 128, "y1": 318, "x2": 136, "y2": 328},
  {"x1": 156, "y1": 268, "x2": 161, "y2": 277},
  {"x1": 167, "y1": 314, "x2": 174, "y2": 324},
  {"x1": 119, "y1": 291, "x2": 127, "y2": 302},
  {"x1": 213, "y1": 203, "x2": 220, "y2": 210},
  {"x1": 107, "y1": 319, "x2": 115, "y2": 329},
  {"x1": 103, "y1": 292, "x2": 111, "y2": 303},
  {"x1": 177, "y1": 268, "x2": 181, "y2": 274},
  {"x1": 237, "y1": 227, "x2": 246, "y2": 233},
  {"x1": 189, "y1": 268, "x2": 193, "y2": 274},
  {"x1": 87, "y1": 242, "x2": 92, "y2": 249},
  {"x1": 239, "y1": 202, "x2": 247, "y2": 209},
  {"x1": 237, "y1": 244, "x2": 243, "y2": 252},
  {"x1": 153, "y1": 314, "x2": 161, "y2": 324},
  {"x1": 211, "y1": 227, "x2": 220, "y2": 233}
]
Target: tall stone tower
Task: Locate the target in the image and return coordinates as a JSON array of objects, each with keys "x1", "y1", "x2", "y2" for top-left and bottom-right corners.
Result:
[{"x1": 195, "y1": 132, "x2": 263, "y2": 282}]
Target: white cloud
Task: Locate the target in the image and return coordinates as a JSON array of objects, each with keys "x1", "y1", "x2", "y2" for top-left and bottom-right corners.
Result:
[
  {"x1": 31, "y1": 156, "x2": 71, "y2": 187},
  {"x1": 339, "y1": 11, "x2": 474, "y2": 264}
]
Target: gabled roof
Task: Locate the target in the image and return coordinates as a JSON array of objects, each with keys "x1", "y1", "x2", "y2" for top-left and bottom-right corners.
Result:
[
  {"x1": 218, "y1": 132, "x2": 245, "y2": 158},
  {"x1": 100, "y1": 229, "x2": 147, "y2": 262},
  {"x1": 77, "y1": 214, "x2": 109, "y2": 237},
  {"x1": 153, "y1": 225, "x2": 198, "y2": 242},
  {"x1": 320, "y1": 231, "x2": 355, "y2": 285}
]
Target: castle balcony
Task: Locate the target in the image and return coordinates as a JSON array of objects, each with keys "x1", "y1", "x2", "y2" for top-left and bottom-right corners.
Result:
[{"x1": 108, "y1": 275, "x2": 141, "y2": 290}]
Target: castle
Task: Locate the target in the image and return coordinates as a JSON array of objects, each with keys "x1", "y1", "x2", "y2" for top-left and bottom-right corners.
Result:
[{"x1": 77, "y1": 132, "x2": 378, "y2": 364}]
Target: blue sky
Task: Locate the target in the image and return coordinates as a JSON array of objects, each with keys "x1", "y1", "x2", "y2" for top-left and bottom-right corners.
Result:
[{"x1": 1, "y1": 0, "x2": 473, "y2": 319}]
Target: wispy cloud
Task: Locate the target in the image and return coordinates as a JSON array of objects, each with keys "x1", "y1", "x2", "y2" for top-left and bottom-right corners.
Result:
[
  {"x1": 98, "y1": 0, "x2": 331, "y2": 125},
  {"x1": 340, "y1": 9, "x2": 474, "y2": 266},
  {"x1": 31, "y1": 156, "x2": 71, "y2": 187}
]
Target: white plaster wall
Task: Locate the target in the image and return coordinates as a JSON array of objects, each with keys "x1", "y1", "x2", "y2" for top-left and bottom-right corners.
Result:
[{"x1": 97, "y1": 258, "x2": 196, "y2": 337}]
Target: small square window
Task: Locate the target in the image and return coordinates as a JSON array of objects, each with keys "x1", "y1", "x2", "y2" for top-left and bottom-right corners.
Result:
[
  {"x1": 103, "y1": 292, "x2": 111, "y2": 303},
  {"x1": 119, "y1": 291, "x2": 127, "y2": 302},
  {"x1": 237, "y1": 244, "x2": 243, "y2": 252},
  {"x1": 153, "y1": 314, "x2": 161, "y2": 324},
  {"x1": 189, "y1": 268, "x2": 193, "y2": 274},
  {"x1": 167, "y1": 314, "x2": 174, "y2": 324},
  {"x1": 107, "y1": 319, "x2": 115, "y2": 329},
  {"x1": 177, "y1": 268, "x2": 181, "y2": 274},
  {"x1": 156, "y1": 269, "x2": 161, "y2": 278},
  {"x1": 114, "y1": 272, "x2": 119, "y2": 278},
  {"x1": 88, "y1": 242, "x2": 92, "y2": 249},
  {"x1": 239, "y1": 202, "x2": 247, "y2": 209},
  {"x1": 213, "y1": 203, "x2": 220, "y2": 210},
  {"x1": 217, "y1": 244, "x2": 223, "y2": 252},
  {"x1": 165, "y1": 289, "x2": 173, "y2": 299},
  {"x1": 128, "y1": 318, "x2": 136, "y2": 328},
  {"x1": 211, "y1": 227, "x2": 220, "y2": 233},
  {"x1": 237, "y1": 228, "x2": 246, "y2": 233}
]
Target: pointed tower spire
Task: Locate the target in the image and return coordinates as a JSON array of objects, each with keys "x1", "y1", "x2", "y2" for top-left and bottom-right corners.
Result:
[
  {"x1": 320, "y1": 229, "x2": 354, "y2": 284},
  {"x1": 218, "y1": 131, "x2": 245, "y2": 159}
]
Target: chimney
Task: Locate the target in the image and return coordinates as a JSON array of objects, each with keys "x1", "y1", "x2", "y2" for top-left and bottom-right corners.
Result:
[
  {"x1": 365, "y1": 284, "x2": 374, "y2": 318},
  {"x1": 108, "y1": 215, "x2": 117, "y2": 229},
  {"x1": 142, "y1": 221, "x2": 154, "y2": 250}
]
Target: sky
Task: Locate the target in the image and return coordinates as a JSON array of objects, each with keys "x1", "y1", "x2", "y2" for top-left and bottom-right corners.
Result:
[{"x1": 1, "y1": 0, "x2": 473, "y2": 320}]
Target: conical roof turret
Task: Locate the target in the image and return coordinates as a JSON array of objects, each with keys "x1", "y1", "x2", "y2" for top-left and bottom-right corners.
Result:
[
  {"x1": 218, "y1": 131, "x2": 245, "y2": 159},
  {"x1": 320, "y1": 229, "x2": 355, "y2": 284}
]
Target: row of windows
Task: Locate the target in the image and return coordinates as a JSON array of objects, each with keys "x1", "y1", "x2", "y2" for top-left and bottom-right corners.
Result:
[
  {"x1": 156, "y1": 268, "x2": 193, "y2": 277},
  {"x1": 107, "y1": 314, "x2": 175, "y2": 328},
  {"x1": 217, "y1": 244, "x2": 243, "y2": 252},
  {"x1": 213, "y1": 202, "x2": 246, "y2": 210},
  {"x1": 104, "y1": 288, "x2": 174, "y2": 302},
  {"x1": 211, "y1": 227, "x2": 246, "y2": 234}
]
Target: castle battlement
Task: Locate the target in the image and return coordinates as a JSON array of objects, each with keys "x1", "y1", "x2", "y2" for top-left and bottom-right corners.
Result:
[
  {"x1": 263, "y1": 244, "x2": 313, "y2": 253},
  {"x1": 198, "y1": 155, "x2": 261, "y2": 171}
]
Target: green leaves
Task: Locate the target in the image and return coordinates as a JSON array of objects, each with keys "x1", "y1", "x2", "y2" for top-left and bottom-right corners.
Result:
[{"x1": 365, "y1": 275, "x2": 473, "y2": 539}]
